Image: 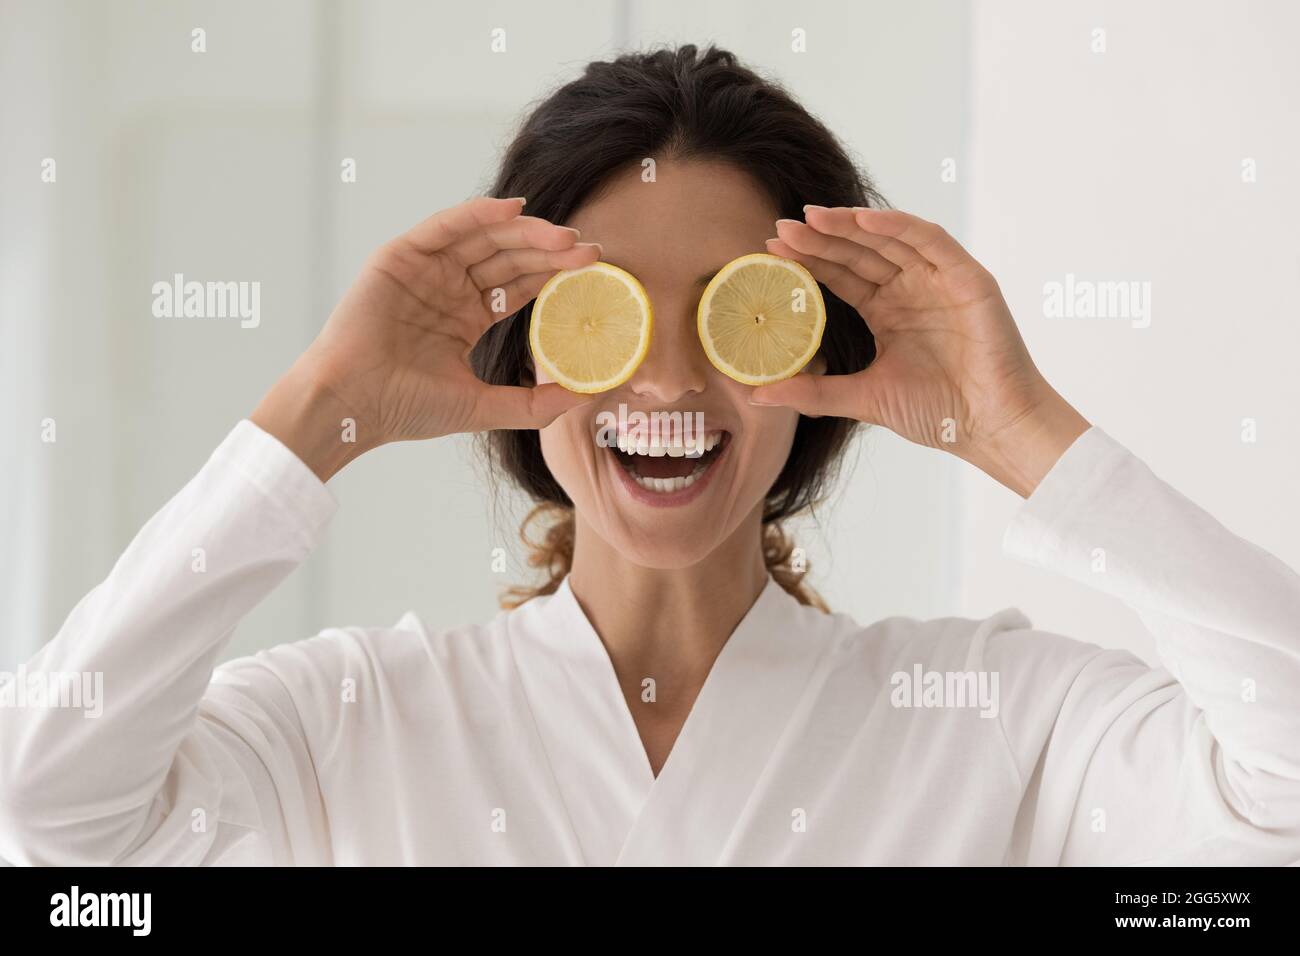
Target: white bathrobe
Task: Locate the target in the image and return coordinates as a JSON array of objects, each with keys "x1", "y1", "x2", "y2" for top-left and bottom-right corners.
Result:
[{"x1": 1, "y1": 420, "x2": 1298, "y2": 866}]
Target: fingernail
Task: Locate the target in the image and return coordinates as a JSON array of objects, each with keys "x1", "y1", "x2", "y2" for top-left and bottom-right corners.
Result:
[
  {"x1": 775, "y1": 218, "x2": 801, "y2": 227},
  {"x1": 803, "y1": 204, "x2": 828, "y2": 212},
  {"x1": 562, "y1": 226, "x2": 581, "y2": 237},
  {"x1": 508, "y1": 196, "x2": 527, "y2": 205},
  {"x1": 748, "y1": 394, "x2": 775, "y2": 406}
]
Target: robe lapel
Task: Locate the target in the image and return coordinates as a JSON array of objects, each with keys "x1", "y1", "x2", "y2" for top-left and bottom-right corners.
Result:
[
  {"x1": 511, "y1": 577, "x2": 835, "y2": 867},
  {"x1": 614, "y1": 579, "x2": 835, "y2": 866},
  {"x1": 508, "y1": 581, "x2": 656, "y2": 866}
]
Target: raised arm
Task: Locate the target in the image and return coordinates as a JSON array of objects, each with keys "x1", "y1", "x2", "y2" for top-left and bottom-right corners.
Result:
[
  {"x1": 0, "y1": 196, "x2": 599, "y2": 864},
  {"x1": 754, "y1": 205, "x2": 1300, "y2": 863}
]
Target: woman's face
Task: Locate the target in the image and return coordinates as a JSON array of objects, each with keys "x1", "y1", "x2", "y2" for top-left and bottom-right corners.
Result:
[{"x1": 533, "y1": 159, "x2": 805, "y2": 569}]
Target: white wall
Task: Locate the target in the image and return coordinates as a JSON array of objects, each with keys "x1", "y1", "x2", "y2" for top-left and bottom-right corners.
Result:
[
  {"x1": 2, "y1": 0, "x2": 327, "y2": 666},
  {"x1": 957, "y1": 0, "x2": 1300, "y2": 662}
]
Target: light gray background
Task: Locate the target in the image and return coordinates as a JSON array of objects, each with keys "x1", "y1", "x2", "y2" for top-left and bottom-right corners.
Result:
[{"x1": 2, "y1": 0, "x2": 1297, "y2": 672}]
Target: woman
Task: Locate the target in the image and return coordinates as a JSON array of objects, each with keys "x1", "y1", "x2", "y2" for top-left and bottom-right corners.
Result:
[{"x1": 2, "y1": 45, "x2": 1297, "y2": 866}]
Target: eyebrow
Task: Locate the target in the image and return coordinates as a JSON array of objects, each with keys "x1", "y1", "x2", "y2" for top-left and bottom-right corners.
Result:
[{"x1": 601, "y1": 259, "x2": 723, "y2": 289}]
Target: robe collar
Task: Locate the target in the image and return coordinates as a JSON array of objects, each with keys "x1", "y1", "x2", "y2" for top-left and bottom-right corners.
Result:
[{"x1": 507, "y1": 574, "x2": 836, "y2": 865}]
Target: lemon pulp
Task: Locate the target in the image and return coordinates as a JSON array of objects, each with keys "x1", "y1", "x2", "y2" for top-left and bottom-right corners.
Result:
[
  {"x1": 697, "y1": 253, "x2": 825, "y2": 386},
  {"x1": 529, "y1": 262, "x2": 653, "y2": 394}
]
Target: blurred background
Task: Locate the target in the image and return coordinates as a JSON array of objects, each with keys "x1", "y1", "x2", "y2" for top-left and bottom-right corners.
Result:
[{"x1": 2, "y1": 0, "x2": 1297, "y2": 672}]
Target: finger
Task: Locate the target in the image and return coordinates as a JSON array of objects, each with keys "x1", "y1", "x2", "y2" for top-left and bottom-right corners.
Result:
[
  {"x1": 473, "y1": 382, "x2": 594, "y2": 431},
  {"x1": 764, "y1": 237, "x2": 877, "y2": 315},
  {"x1": 796, "y1": 206, "x2": 926, "y2": 271},
  {"x1": 802, "y1": 204, "x2": 926, "y2": 270},
  {"x1": 749, "y1": 370, "x2": 880, "y2": 423},
  {"x1": 775, "y1": 217, "x2": 899, "y2": 286},
  {"x1": 852, "y1": 207, "x2": 973, "y2": 270},
  {"x1": 403, "y1": 195, "x2": 527, "y2": 254},
  {"x1": 449, "y1": 216, "x2": 584, "y2": 268},
  {"x1": 477, "y1": 271, "x2": 559, "y2": 325},
  {"x1": 469, "y1": 242, "x2": 601, "y2": 291}
]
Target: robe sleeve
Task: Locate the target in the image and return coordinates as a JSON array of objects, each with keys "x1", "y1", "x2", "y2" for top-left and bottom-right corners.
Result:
[
  {"x1": 992, "y1": 426, "x2": 1300, "y2": 864},
  {"x1": 0, "y1": 420, "x2": 338, "y2": 865}
]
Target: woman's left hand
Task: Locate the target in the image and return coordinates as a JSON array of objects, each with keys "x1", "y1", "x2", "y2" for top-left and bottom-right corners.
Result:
[{"x1": 751, "y1": 205, "x2": 1091, "y2": 497}]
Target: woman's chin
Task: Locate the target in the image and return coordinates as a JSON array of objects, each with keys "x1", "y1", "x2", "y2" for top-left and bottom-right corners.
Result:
[{"x1": 602, "y1": 523, "x2": 722, "y2": 571}]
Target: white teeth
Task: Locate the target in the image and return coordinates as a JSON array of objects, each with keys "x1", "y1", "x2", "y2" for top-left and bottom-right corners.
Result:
[
  {"x1": 613, "y1": 432, "x2": 724, "y2": 457},
  {"x1": 685, "y1": 433, "x2": 722, "y2": 458},
  {"x1": 629, "y1": 460, "x2": 709, "y2": 494}
]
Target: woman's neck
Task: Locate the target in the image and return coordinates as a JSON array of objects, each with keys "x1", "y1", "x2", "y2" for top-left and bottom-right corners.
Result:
[
  {"x1": 567, "y1": 509, "x2": 769, "y2": 683},
  {"x1": 566, "y1": 509, "x2": 770, "y2": 775}
]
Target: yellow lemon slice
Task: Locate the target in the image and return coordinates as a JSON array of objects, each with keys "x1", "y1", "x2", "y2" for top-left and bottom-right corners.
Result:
[
  {"x1": 697, "y1": 253, "x2": 826, "y2": 386},
  {"x1": 529, "y1": 262, "x2": 653, "y2": 394}
]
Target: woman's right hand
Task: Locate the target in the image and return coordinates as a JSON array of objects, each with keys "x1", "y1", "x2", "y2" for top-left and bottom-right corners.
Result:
[{"x1": 251, "y1": 196, "x2": 601, "y2": 480}]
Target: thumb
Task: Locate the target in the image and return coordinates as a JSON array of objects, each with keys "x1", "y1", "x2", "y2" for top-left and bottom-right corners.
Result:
[
  {"x1": 749, "y1": 371, "x2": 873, "y2": 422},
  {"x1": 476, "y1": 382, "x2": 594, "y2": 431}
]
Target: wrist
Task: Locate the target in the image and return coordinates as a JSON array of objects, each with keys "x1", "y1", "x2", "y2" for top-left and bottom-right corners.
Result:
[
  {"x1": 965, "y1": 387, "x2": 1090, "y2": 498},
  {"x1": 250, "y1": 359, "x2": 378, "y2": 482}
]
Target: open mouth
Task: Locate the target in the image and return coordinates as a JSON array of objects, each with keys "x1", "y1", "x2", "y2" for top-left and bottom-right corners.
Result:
[{"x1": 606, "y1": 430, "x2": 731, "y2": 496}]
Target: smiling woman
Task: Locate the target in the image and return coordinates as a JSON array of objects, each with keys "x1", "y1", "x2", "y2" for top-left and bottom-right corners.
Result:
[
  {"x1": 2, "y1": 44, "x2": 1299, "y2": 868},
  {"x1": 474, "y1": 46, "x2": 878, "y2": 613}
]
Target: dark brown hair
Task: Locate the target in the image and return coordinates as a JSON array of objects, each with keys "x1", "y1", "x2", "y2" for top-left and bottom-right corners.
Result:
[{"x1": 472, "y1": 44, "x2": 881, "y2": 609}]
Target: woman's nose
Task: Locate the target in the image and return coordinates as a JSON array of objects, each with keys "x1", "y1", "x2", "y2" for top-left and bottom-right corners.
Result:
[{"x1": 625, "y1": 299, "x2": 710, "y2": 404}]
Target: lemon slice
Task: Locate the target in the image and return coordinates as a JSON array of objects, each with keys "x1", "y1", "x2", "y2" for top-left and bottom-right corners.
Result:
[
  {"x1": 697, "y1": 253, "x2": 826, "y2": 386},
  {"x1": 529, "y1": 262, "x2": 653, "y2": 394}
]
